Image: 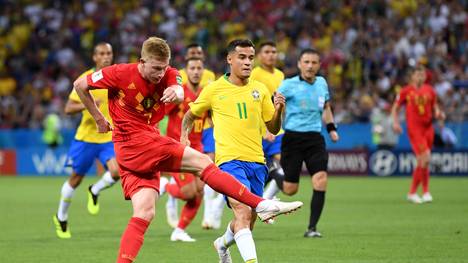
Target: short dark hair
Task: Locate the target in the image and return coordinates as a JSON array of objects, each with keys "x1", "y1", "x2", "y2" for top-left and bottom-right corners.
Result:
[
  {"x1": 185, "y1": 56, "x2": 203, "y2": 65},
  {"x1": 298, "y1": 48, "x2": 320, "y2": 61},
  {"x1": 226, "y1": 39, "x2": 255, "y2": 54},
  {"x1": 406, "y1": 64, "x2": 425, "y2": 79},
  {"x1": 94, "y1": 42, "x2": 112, "y2": 54},
  {"x1": 186, "y1": 43, "x2": 202, "y2": 50},
  {"x1": 258, "y1": 41, "x2": 276, "y2": 52}
]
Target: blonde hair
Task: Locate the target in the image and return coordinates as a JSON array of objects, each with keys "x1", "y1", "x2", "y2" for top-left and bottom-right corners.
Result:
[{"x1": 141, "y1": 37, "x2": 171, "y2": 60}]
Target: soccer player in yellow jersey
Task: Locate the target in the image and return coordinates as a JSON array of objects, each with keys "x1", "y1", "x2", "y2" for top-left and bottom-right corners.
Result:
[
  {"x1": 176, "y1": 43, "x2": 221, "y2": 230},
  {"x1": 182, "y1": 39, "x2": 289, "y2": 263},
  {"x1": 53, "y1": 43, "x2": 120, "y2": 239},
  {"x1": 250, "y1": 41, "x2": 286, "y2": 202}
]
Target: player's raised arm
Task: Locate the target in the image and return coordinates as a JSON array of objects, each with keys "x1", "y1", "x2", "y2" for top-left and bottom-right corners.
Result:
[
  {"x1": 265, "y1": 91, "x2": 285, "y2": 135},
  {"x1": 322, "y1": 101, "x2": 339, "y2": 142},
  {"x1": 73, "y1": 76, "x2": 112, "y2": 133}
]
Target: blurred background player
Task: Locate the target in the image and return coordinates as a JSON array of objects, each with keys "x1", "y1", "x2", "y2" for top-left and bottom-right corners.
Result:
[
  {"x1": 182, "y1": 39, "x2": 287, "y2": 263},
  {"x1": 163, "y1": 57, "x2": 207, "y2": 242},
  {"x1": 392, "y1": 65, "x2": 445, "y2": 204},
  {"x1": 179, "y1": 43, "x2": 216, "y2": 88},
  {"x1": 276, "y1": 48, "x2": 339, "y2": 238},
  {"x1": 178, "y1": 43, "x2": 222, "y2": 230},
  {"x1": 250, "y1": 41, "x2": 285, "y2": 203},
  {"x1": 53, "y1": 42, "x2": 120, "y2": 239}
]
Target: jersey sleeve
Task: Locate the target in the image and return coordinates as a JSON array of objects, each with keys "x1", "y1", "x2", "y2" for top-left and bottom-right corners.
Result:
[
  {"x1": 189, "y1": 84, "x2": 213, "y2": 117},
  {"x1": 261, "y1": 86, "x2": 275, "y2": 123},
  {"x1": 165, "y1": 67, "x2": 182, "y2": 87},
  {"x1": 86, "y1": 64, "x2": 120, "y2": 90},
  {"x1": 323, "y1": 80, "x2": 330, "y2": 102}
]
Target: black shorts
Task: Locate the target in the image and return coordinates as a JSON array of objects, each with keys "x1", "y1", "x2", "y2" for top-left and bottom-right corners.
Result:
[{"x1": 280, "y1": 131, "x2": 328, "y2": 183}]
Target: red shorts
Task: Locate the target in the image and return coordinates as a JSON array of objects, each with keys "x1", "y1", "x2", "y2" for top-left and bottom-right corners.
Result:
[
  {"x1": 115, "y1": 131, "x2": 186, "y2": 200},
  {"x1": 408, "y1": 125, "x2": 434, "y2": 155}
]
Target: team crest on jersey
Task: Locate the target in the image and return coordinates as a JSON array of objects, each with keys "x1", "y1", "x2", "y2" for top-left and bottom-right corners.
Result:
[
  {"x1": 252, "y1": 90, "x2": 260, "y2": 101},
  {"x1": 141, "y1": 97, "x2": 156, "y2": 110},
  {"x1": 176, "y1": 76, "x2": 182, "y2": 85}
]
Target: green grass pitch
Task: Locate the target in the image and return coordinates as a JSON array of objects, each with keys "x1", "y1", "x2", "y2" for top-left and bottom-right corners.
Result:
[{"x1": 0, "y1": 176, "x2": 467, "y2": 263}]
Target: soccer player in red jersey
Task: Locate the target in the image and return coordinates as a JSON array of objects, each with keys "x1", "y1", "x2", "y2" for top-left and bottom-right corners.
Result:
[
  {"x1": 163, "y1": 57, "x2": 206, "y2": 241},
  {"x1": 392, "y1": 65, "x2": 445, "y2": 204},
  {"x1": 73, "y1": 37, "x2": 302, "y2": 263}
]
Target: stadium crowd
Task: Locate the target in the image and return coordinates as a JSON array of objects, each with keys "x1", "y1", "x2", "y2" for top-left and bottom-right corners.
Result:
[{"x1": 0, "y1": 0, "x2": 467, "y2": 129}]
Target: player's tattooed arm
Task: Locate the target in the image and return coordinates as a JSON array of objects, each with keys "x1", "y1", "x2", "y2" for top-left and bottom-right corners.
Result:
[
  {"x1": 180, "y1": 110, "x2": 197, "y2": 146},
  {"x1": 74, "y1": 76, "x2": 112, "y2": 133}
]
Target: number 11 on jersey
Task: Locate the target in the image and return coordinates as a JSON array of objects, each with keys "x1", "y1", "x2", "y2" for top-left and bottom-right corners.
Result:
[{"x1": 236, "y1": 102, "x2": 248, "y2": 119}]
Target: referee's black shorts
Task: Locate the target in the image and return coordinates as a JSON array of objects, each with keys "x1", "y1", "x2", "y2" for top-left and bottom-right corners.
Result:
[{"x1": 280, "y1": 130, "x2": 328, "y2": 183}]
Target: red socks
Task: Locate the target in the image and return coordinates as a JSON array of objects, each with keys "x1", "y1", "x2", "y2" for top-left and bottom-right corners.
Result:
[
  {"x1": 178, "y1": 195, "x2": 202, "y2": 229},
  {"x1": 410, "y1": 167, "x2": 430, "y2": 194},
  {"x1": 409, "y1": 167, "x2": 422, "y2": 194},
  {"x1": 200, "y1": 163, "x2": 263, "y2": 208},
  {"x1": 166, "y1": 183, "x2": 186, "y2": 199},
  {"x1": 420, "y1": 167, "x2": 430, "y2": 193},
  {"x1": 117, "y1": 217, "x2": 150, "y2": 263}
]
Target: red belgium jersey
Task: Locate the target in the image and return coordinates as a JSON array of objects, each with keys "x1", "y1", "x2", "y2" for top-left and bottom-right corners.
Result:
[
  {"x1": 86, "y1": 63, "x2": 180, "y2": 142},
  {"x1": 395, "y1": 84, "x2": 437, "y2": 128},
  {"x1": 165, "y1": 84, "x2": 205, "y2": 150}
]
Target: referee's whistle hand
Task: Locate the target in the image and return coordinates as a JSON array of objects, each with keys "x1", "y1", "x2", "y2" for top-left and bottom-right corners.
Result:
[{"x1": 330, "y1": 131, "x2": 339, "y2": 142}]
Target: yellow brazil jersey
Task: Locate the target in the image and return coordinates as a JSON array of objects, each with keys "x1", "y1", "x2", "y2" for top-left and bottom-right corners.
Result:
[
  {"x1": 68, "y1": 68, "x2": 113, "y2": 143},
  {"x1": 250, "y1": 66, "x2": 285, "y2": 135},
  {"x1": 250, "y1": 66, "x2": 284, "y2": 95},
  {"x1": 189, "y1": 75, "x2": 275, "y2": 165},
  {"x1": 179, "y1": 68, "x2": 216, "y2": 89}
]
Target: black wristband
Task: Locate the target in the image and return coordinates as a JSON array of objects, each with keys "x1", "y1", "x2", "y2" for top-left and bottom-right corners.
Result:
[{"x1": 326, "y1": 123, "x2": 337, "y2": 133}]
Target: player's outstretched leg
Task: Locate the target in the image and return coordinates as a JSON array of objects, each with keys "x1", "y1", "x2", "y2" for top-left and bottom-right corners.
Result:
[
  {"x1": 88, "y1": 158, "x2": 120, "y2": 215},
  {"x1": 180, "y1": 147, "x2": 303, "y2": 222},
  {"x1": 54, "y1": 176, "x2": 80, "y2": 239}
]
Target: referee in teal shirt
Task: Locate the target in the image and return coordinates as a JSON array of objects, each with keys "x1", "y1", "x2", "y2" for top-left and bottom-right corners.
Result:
[{"x1": 276, "y1": 48, "x2": 339, "y2": 238}]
